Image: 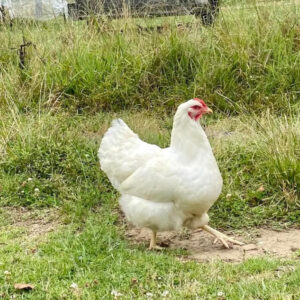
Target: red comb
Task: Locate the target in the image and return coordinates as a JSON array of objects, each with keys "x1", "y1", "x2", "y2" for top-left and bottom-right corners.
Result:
[{"x1": 193, "y1": 98, "x2": 206, "y2": 106}]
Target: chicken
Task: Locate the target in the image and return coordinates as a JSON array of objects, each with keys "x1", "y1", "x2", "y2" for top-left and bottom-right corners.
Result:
[{"x1": 99, "y1": 98, "x2": 244, "y2": 249}]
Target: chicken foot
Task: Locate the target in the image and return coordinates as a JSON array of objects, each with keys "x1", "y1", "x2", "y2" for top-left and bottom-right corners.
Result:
[
  {"x1": 201, "y1": 225, "x2": 244, "y2": 249},
  {"x1": 149, "y1": 230, "x2": 163, "y2": 250}
]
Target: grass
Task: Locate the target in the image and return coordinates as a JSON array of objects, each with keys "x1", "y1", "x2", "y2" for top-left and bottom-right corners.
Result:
[
  {"x1": 0, "y1": 111, "x2": 299, "y2": 226},
  {"x1": 0, "y1": 0, "x2": 299, "y2": 113},
  {"x1": 0, "y1": 0, "x2": 299, "y2": 298},
  {"x1": 0, "y1": 207, "x2": 299, "y2": 299}
]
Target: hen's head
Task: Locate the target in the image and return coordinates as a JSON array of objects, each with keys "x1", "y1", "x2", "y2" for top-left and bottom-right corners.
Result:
[{"x1": 180, "y1": 98, "x2": 213, "y2": 121}]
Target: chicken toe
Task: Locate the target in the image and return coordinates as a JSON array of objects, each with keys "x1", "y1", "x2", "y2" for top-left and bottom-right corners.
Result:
[{"x1": 202, "y1": 225, "x2": 244, "y2": 248}]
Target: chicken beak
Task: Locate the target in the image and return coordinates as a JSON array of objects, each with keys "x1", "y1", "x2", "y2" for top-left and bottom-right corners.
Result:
[{"x1": 206, "y1": 107, "x2": 213, "y2": 114}]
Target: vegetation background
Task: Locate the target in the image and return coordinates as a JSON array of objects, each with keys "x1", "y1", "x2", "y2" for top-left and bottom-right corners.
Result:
[{"x1": 0, "y1": 0, "x2": 299, "y2": 298}]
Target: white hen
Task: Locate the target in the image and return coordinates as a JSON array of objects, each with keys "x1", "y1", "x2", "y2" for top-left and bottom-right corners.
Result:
[{"x1": 99, "y1": 98, "x2": 243, "y2": 249}]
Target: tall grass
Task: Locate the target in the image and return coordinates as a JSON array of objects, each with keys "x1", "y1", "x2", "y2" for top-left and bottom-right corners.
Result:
[{"x1": 0, "y1": 1, "x2": 299, "y2": 113}]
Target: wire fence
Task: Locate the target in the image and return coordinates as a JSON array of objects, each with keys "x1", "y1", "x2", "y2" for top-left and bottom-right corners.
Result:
[{"x1": 68, "y1": 0, "x2": 218, "y2": 21}]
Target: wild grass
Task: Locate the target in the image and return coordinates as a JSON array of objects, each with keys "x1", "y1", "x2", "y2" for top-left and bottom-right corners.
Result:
[{"x1": 0, "y1": 0, "x2": 299, "y2": 113}]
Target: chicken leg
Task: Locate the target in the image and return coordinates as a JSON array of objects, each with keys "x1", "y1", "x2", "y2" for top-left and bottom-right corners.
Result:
[
  {"x1": 201, "y1": 225, "x2": 244, "y2": 249},
  {"x1": 149, "y1": 230, "x2": 163, "y2": 250}
]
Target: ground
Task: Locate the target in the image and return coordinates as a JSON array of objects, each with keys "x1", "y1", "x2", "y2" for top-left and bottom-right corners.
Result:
[
  {"x1": 0, "y1": 204, "x2": 299, "y2": 299},
  {"x1": 126, "y1": 227, "x2": 300, "y2": 262}
]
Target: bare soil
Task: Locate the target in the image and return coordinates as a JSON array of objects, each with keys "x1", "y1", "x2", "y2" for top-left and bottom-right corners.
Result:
[
  {"x1": 1, "y1": 207, "x2": 62, "y2": 240},
  {"x1": 126, "y1": 227, "x2": 300, "y2": 262}
]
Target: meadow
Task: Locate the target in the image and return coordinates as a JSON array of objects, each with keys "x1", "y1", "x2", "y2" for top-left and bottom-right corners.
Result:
[{"x1": 0, "y1": 0, "x2": 299, "y2": 298}]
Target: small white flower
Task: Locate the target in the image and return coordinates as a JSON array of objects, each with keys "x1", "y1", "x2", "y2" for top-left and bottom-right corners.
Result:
[
  {"x1": 28, "y1": 178, "x2": 33, "y2": 181},
  {"x1": 146, "y1": 292, "x2": 154, "y2": 298},
  {"x1": 226, "y1": 193, "x2": 232, "y2": 198},
  {"x1": 4, "y1": 270, "x2": 11, "y2": 275},
  {"x1": 111, "y1": 290, "x2": 123, "y2": 297},
  {"x1": 21, "y1": 191, "x2": 25, "y2": 194},
  {"x1": 70, "y1": 283, "x2": 78, "y2": 289},
  {"x1": 162, "y1": 290, "x2": 170, "y2": 297},
  {"x1": 34, "y1": 188, "x2": 40, "y2": 194},
  {"x1": 217, "y1": 291, "x2": 224, "y2": 297}
]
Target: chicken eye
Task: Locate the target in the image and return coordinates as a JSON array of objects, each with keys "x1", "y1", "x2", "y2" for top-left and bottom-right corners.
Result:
[{"x1": 191, "y1": 105, "x2": 201, "y2": 110}]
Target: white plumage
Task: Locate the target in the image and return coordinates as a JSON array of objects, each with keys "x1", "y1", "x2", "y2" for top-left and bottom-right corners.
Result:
[{"x1": 99, "y1": 99, "x2": 244, "y2": 249}]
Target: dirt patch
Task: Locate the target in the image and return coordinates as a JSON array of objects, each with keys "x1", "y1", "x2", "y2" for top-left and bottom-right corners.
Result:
[
  {"x1": 1, "y1": 207, "x2": 62, "y2": 240},
  {"x1": 126, "y1": 227, "x2": 300, "y2": 262}
]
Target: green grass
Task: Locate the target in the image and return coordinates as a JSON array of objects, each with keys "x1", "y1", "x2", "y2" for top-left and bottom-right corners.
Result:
[
  {"x1": 0, "y1": 207, "x2": 299, "y2": 299},
  {"x1": 0, "y1": 0, "x2": 299, "y2": 298},
  {"x1": 0, "y1": 0, "x2": 299, "y2": 113}
]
